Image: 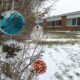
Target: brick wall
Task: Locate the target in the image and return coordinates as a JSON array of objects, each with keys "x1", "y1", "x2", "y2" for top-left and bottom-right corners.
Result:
[
  {"x1": 43, "y1": 15, "x2": 80, "y2": 31},
  {"x1": 61, "y1": 16, "x2": 67, "y2": 30}
]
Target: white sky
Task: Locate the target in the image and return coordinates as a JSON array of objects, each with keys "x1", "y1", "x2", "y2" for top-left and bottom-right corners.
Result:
[{"x1": 48, "y1": 0, "x2": 80, "y2": 16}]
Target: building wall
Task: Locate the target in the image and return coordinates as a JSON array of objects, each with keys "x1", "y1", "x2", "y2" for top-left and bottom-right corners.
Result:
[
  {"x1": 42, "y1": 15, "x2": 80, "y2": 31},
  {"x1": 61, "y1": 16, "x2": 67, "y2": 30}
]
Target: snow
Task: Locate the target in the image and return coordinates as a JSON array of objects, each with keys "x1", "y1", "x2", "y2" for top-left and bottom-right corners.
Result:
[
  {"x1": 0, "y1": 40, "x2": 80, "y2": 80},
  {"x1": 30, "y1": 26, "x2": 43, "y2": 41},
  {"x1": 41, "y1": 38, "x2": 80, "y2": 42},
  {"x1": 38, "y1": 44, "x2": 80, "y2": 80}
]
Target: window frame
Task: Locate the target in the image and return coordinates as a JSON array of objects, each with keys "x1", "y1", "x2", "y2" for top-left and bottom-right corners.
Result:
[
  {"x1": 77, "y1": 17, "x2": 80, "y2": 26},
  {"x1": 67, "y1": 18, "x2": 77, "y2": 26}
]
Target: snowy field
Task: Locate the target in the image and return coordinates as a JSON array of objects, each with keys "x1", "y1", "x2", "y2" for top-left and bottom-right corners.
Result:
[
  {"x1": 38, "y1": 43, "x2": 80, "y2": 80},
  {"x1": 0, "y1": 38, "x2": 80, "y2": 80}
]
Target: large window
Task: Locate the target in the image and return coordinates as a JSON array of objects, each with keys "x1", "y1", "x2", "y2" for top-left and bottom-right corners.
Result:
[
  {"x1": 67, "y1": 18, "x2": 77, "y2": 26},
  {"x1": 72, "y1": 18, "x2": 76, "y2": 25},
  {"x1": 47, "y1": 20, "x2": 61, "y2": 27},
  {"x1": 47, "y1": 22, "x2": 49, "y2": 26},
  {"x1": 54, "y1": 20, "x2": 61, "y2": 26},
  {"x1": 52, "y1": 21, "x2": 54, "y2": 26},
  {"x1": 77, "y1": 17, "x2": 80, "y2": 25},
  {"x1": 67, "y1": 19, "x2": 72, "y2": 26},
  {"x1": 39, "y1": 22, "x2": 43, "y2": 26},
  {"x1": 47, "y1": 21, "x2": 52, "y2": 27},
  {"x1": 57, "y1": 20, "x2": 61, "y2": 26}
]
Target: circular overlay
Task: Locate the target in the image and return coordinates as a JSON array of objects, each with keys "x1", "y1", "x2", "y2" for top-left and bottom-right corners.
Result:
[
  {"x1": 0, "y1": 10, "x2": 25, "y2": 35},
  {"x1": 33, "y1": 60, "x2": 47, "y2": 74}
]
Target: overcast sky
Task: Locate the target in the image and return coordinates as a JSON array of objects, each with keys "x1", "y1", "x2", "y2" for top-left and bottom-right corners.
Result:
[{"x1": 48, "y1": 0, "x2": 80, "y2": 16}]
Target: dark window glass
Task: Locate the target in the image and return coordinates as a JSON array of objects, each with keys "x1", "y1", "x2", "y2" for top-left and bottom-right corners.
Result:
[
  {"x1": 58, "y1": 20, "x2": 61, "y2": 25},
  {"x1": 47, "y1": 20, "x2": 61, "y2": 26},
  {"x1": 67, "y1": 19, "x2": 72, "y2": 26},
  {"x1": 52, "y1": 21, "x2": 54, "y2": 26},
  {"x1": 47, "y1": 21, "x2": 52, "y2": 26},
  {"x1": 47, "y1": 22, "x2": 49, "y2": 26},
  {"x1": 50, "y1": 21, "x2": 52, "y2": 26},
  {"x1": 72, "y1": 18, "x2": 76, "y2": 25},
  {"x1": 39, "y1": 22, "x2": 43, "y2": 26},
  {"x1": 54, "y1": 21, "x2": 57, "y2": 26},
  {"x1": 55, "y1": 20, "x2": 61, "y2": 26},
  {"x1": 77, "y1": 17, "x2": 80, "y2": 25}
]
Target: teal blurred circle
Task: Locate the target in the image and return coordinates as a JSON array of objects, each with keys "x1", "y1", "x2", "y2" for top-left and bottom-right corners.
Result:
[{"x1": 0, "y1": 10, "x2": 25, "y2": 35}]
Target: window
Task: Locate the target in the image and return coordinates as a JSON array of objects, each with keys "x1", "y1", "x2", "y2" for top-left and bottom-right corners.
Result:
[
  {"x1": 58, "y1": 20, "x2": 61, "y2": 25},
  {"x1": 47, "y1": 22, "x2": 49, "y2": 26},
  {"x1": 54, "y1": 20, "x2": 61, "y2": 26},
  {"x1": 41, "y1": 23, "x2": 43, "y2": 26},
  {"x1": 52, "y1": 21, "x2": 54, "y2": 26},
  {"x1": 47, "y1": 20, "x2": 61, "y2": 27},
  {"x1": 55, "y1": 21, "x2": 58, "y2": 26},
  {"x1": 77, "y1": 17, "x2": 80, "y2": 25},
  {"x1": 50, "y1": 21, "x2": 52, "y2": 26},
  {"x1": 72, "y1": 18, "x2": 76, "y2": 25},
  {"x1": 67, "y1": 19, "x2": 72, "y2": 26},
  {"x1": 47, "y1": 21, "x2": 52, "y2": 27},
  {"x1": 67, "y1": 18, "x2": 77, "y2": 26},
  {"x1": 39, "y1": 22, "x2": 43, "y2": 26}
]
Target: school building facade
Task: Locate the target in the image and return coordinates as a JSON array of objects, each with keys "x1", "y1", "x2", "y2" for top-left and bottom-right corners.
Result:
[{"x1": 36, "y1": 11, "x2": 80, "y2": 31}]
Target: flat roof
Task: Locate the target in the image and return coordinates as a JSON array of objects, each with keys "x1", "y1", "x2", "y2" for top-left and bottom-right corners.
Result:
[
  {"x1": 46, "y1": 11, "x2": 80, "y2": 20},
  {"x1": 37, "y1": 11, "x2": 80, "y2": 22}
]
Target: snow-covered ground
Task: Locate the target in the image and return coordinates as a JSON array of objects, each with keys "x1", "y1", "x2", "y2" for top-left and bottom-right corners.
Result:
[
  {"x1": 0, "y1": 39, "x2": 80, "y2": 80},
  {"x1": 39, "y1": 43, "x2": 80, "y2": 80},
  {"x1": 41, "y1": 38, "x2": 80, "y2": 42}
]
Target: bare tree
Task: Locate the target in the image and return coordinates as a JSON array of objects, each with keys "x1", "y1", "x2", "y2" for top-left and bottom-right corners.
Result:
[
  {"x1": 0, "y1": 0, "x2": 58, "y2": 40},
  {"x1": 0, "y1": 0, "x2": 58, "y2": 80},
  {"x1": 0, "y1": 0, "x2": 57, "y2": 27}
]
